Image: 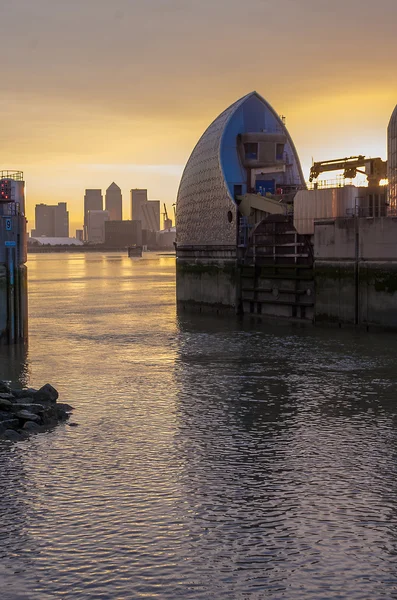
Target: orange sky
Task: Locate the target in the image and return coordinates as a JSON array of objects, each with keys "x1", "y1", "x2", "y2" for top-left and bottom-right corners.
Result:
[{"x1": 2, "y1": 0, "x2": 397, "y2": 234}]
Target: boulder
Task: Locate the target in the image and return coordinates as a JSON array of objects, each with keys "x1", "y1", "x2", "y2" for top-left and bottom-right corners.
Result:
[
  {"x1": 0, "y1": 393, "x2": 14, "y2": 400},
  {"x1": 0, "y1": 419, "x2": 20, "y2": 432},
  {"x1": 11, "y1": 388, "x2": 37, "y2": 399},
  {"x1": 16, "y1": 410, "x2": 41, "y2": 423},
  {"x1": 23, "y1": 421, "x2": 42, "y2": 433},
  {"x1": 34, "y1": 384, "x2": 58, "y2": 404},
  {"x1": 0, "y1": 410, "x2": 12, "y2": 420},
  {"x1": 3, "y1": 429, "x2": 23, "y2": 441},
  {"x1": 0, "y1": 381, "x2": 11, "y2": 394},
  {"x1": 57, "y1": 403, "x2": 74, "y2": 413},
  {"x1": 13, "y1": 397, "x2": 37, "y2": 405},
  {"x1": 0, "y1": 399, "x2": 13, "y2": 410},
  {"x1": 13, "y1": 403, "x2": 45, "y2": 415}
]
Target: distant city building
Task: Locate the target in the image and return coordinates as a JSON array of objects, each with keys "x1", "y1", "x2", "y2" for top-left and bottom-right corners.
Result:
[
  {"x1": 157, "y1": 226, "x2": 176, "y2": 249},
  {"x1": 75, "y1": 229, "x2": 84, "y2": 242},
  {"x1": 87, "y1": 210, "x2": 109, "y2": 243},
  {"x1": 104, "y1": 220, "x2": 142, "y2": 248},
  {"x1": 34, "y1": 202, "x2": 69, "y2": 237},
  {"x1": 105, "y1": 182, "x2": 122, "y2": 221},
  {"x1": 130, "y1": 189, "x2": 160, "y2": 231},
  {"x1": 28, "y1": 237, "x2": 83, "y2": 247},
  {"x1": 388, "y1": 105, "x2": 397, "y2": 212},
  {"x1": 142, "y1": 201, "x2": 160, "y2": 232},
  {"x1": 130, "y1": 189, "x2": 147, "y2": 222},
  {"x1": 84, "y1": 189, "x2": 103, "y2": 241}
]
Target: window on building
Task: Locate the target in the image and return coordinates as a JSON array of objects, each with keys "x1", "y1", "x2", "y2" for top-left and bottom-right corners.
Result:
[
  {"x1": 276, "y1": 143, "x2": 284, "y2": 161},
  {"x1": 244, "y1": 143, "x2": 258, "y2": 160}
]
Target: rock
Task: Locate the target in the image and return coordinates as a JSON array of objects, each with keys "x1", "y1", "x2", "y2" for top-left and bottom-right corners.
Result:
[
  {"x1": 11, "y1": 388, "x2": 37, "y2": 399},
  {"x1": 12, "y1": 403, "x2": 45, "y2": 415},
  {"x1": 3, "y1": 429, "x2": 23, "y2": 441},
  {"x1": 57, "y1": 409, "x2": 68, "y2": 421},
  {"x1": 13, "y1": 397, "x2": 37, "y2": 405},
  {"x1": 16, "y1": 410, "x2": 41, "y2": 423},
  {"x1": 0, "y1": 399, "x2": 13, "y2": 410},
  {"x1": 34, "y1": 384, "x2": 58, "y2": 404},
  {"x1": 0, "y1": 410, "x2": 12, "y2": 420},
  {"x1": 0, "y1": 419, "x2": 20, "y2": 432},
  {"x1": 67, "y1": 422, "x2": 79, "y2": 427},
  {"x1": 0, "y1": 393, "x2": 14, "y2": 400},
  {"x1": 57, "y1": 403, "x2": 74, "y2": 413},
  {"x1": 0, "y1": 381, "x2": 11, "y2": 394},
  {"x1": 23, "y1": 421, "x2": 42, "y2": 433}
]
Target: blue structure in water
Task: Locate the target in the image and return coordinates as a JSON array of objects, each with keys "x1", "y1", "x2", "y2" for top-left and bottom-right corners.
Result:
[
  {"x1": 175, "y1": 92, "x2": 306, "y2": 313},
  {"x1": 176, "y1": 91, "x2": 305, "y2": 247}
]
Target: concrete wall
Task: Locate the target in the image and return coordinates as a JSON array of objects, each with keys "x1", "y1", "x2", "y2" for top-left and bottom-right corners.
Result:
[
  {"x1": 314, "y1": 217, "x2": 397, "y2": 329},
  {"x1": 176, "y1": 246, "x2": 238, "y2": 312}
]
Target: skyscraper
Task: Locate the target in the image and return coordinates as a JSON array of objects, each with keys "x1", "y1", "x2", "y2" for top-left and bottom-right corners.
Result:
[
  {"x1": 34, "y1": 202, "x2": 69, "y2": 237},
  {"x1": 84, "y1": 189, "x2": 103, "y2": 241},
  {"x1": 105, "y1": 182, "x2": 122, "y2": 221},
  {"x1": 130, "y1": 189, "x2": 160, "y2": 232},
  {"x1": 130, "y1": 189, "x2": 148, "y2": 222},
  {"x1": 87, "y1": 210, "x2": 109, "y2": 243}
]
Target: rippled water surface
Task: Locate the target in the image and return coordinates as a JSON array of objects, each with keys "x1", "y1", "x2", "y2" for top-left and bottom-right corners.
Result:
[{"x1": 1, "y1": 252, "x2": 397, "y2": 599}]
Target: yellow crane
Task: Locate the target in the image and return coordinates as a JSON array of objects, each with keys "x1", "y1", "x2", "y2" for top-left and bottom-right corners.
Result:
[{"x1": 309, "y1": 155, "x2": 387, "y2": 186}]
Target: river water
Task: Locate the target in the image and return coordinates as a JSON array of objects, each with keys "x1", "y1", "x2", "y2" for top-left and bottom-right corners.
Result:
[{"x1": 1, "y1": 252, "x2": 397, "y2": 599}]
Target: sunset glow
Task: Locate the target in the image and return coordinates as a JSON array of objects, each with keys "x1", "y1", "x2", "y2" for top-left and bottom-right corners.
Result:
[{"x1": 2, "y1": 0, "x2": 396, "y2": 234}]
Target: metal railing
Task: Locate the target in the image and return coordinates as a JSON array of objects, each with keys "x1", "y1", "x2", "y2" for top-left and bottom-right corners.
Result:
[{"x1": 0, "y1": 170, "x2": 23, "y2": 181}]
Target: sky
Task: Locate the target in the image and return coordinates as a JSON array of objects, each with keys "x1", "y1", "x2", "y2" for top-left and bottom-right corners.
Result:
[{"x1": 2, "y1": 0, "x2": 397, "y2": 234}]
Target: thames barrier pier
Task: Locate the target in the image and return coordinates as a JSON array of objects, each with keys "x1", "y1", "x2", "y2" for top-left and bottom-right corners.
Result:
[
  {"x1": 0, "y1": 171, "x2": 28, "y2": 343},
  {"x1": 175, "y1": 92, "x2": 397, "y2": 330}
]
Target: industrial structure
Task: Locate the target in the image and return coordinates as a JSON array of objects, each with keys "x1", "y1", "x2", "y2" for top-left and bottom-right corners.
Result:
[
  {"x1": 0, "y1": 170, "x2": 28, "y2": 343},
  {"x1": 176, "y1": 93, "x2": 397, "y2": 330}
]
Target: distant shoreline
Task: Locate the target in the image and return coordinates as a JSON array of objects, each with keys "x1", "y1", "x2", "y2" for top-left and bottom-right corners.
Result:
[{"x1": 27, "y1": 246, "x2": 175, "y2": 254}]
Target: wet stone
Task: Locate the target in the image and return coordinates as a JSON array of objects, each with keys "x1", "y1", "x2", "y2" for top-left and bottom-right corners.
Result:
[
  {"x1": 3, "y1": 429, "x2": 23, "y2": 441},
  {"x1": 16, "y1": 410, "x2": 41, "y2": 423},
  {"x1": 0, "y1": 393, "x2": 14, "y2": 400},
  {"x1": 0, "y1": 399, "x2": 13, "y2": 409},
  {"x1": 34, "y1": 384, "x2": 58, "y2": 404},
  {"x1": 23, "y1": 421, "x2": 42, "y2": 433},
  {"x1": 0, "y1": 419, "x2": 20, "y2": 432},
  {"x1": 0, "y1": 381, "x2": 11, "y2": 394},
  {"x1": 12, "y1": 388, "x2": 37, "y2": 399},
  {"x1": 13, "y1": 403, "x2": 45, "y2": 415},
  {"x1": 13, "y1": 397, "x2": 37, "y2": 405},
  {"x1": 57, "y1": 403, "x2": 74, "y2": 413}
]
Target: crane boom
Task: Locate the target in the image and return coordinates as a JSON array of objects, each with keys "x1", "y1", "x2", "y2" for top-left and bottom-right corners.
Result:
[{"x1": 309, "y1": 155, "x2": 387, "y2": 185}]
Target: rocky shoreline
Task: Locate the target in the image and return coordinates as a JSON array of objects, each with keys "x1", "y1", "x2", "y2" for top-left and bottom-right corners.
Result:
[{"x1": 0, "y1": 381, "x2": 74, "y2": 441}]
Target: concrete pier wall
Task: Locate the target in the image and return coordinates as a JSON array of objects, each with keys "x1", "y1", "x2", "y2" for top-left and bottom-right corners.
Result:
[
  {"x1": 176, "y1": 245, "x2": 238, "y2": 312},
  {"x1": 314, "y1": 217, "x2": 397, "y2": 329},
  {"x1": 0, "y1": 202, "x2": 28, "y2": 344}
]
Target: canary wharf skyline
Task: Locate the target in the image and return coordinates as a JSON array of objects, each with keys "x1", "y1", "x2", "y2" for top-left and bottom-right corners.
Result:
[{"x1": 2, "y1": 0, "x2": 396, "y2": 232}]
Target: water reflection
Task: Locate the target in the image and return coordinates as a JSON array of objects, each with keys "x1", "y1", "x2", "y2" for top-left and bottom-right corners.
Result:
[
  {"x1": 175, "y1": 313, "x2": 397, "y2": 598},
  {"x1": 0, "y1": 344, "x2": 29, "y2": 387},
  {"x1": 0, "y1": 253, "x2": 397, "y2": 598}
]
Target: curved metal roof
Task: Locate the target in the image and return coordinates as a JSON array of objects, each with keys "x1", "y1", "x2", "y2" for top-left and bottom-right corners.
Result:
[{"x1": 176, "y1": 91, "x2": 304, "y2": 246}]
